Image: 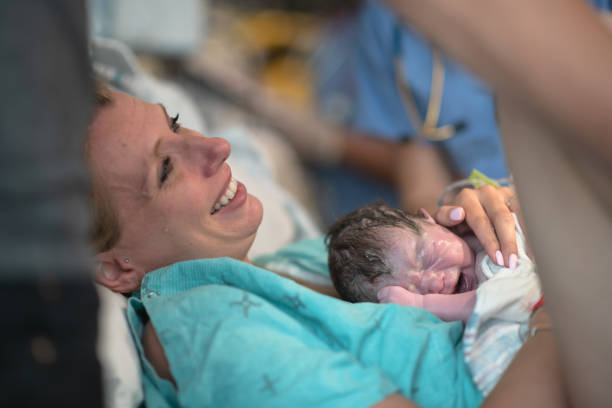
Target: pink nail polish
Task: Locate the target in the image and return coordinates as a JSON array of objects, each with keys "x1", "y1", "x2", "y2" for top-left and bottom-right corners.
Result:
[
  {"x1": 450, "y1": 207, "x2": 464, "y2": 221},
  {"x1": 495, "y1": 250, "x2": 504, "y2": 266},
  {"x1": 509, "y1": 253, "x2": 518, "y2": 269}
]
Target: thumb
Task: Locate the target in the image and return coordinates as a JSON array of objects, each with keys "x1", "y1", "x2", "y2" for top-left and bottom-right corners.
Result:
[{"x1": 434, "y1": 205, "x2": 465, "y2": 227}]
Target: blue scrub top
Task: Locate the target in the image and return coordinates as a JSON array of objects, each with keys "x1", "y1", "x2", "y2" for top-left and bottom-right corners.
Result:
[
  {"x1": 346, "y1": 0, "x2": 612, "y2": 178},
  {"x1": 311, "y1": 0, "x2": 610, "y2": 222},
  {"x1": 590, "y1": 0, "x2": 612, "y2": 9},
  {"x1": 348, "y1": 0, "x2": 508, "y2": 179}
]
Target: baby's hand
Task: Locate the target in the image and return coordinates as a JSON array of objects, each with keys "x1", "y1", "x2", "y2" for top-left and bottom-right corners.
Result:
[
  {"x1": 377, "y1": 286, "x2": 424, "y2": 308},
  {"x1": 378, "y1": 286, "x2": 478, "y2": 322}
]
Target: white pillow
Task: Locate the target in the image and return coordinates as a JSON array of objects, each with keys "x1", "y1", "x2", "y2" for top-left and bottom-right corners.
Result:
[{"x1": 96, "y1": 284, "x2": 143, "y2": 408}]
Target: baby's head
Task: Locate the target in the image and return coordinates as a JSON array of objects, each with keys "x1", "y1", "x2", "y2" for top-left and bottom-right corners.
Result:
[{"x1": 326, "y1": 203, "x2": 476, "y2": 303}]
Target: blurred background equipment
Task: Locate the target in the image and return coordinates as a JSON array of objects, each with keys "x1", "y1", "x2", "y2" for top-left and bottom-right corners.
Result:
[{"x1": 88, "y1": 0, "x2": 206, "y2": 57}]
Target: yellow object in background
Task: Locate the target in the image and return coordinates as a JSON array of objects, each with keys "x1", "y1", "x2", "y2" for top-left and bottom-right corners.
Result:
[
  {"x1": 234, "y1": 10, "x2": 320, "y2": 55},
  {"x1": 234, "y1": 10, "x2": 322, "y2": 110},
  {"x1": 259, "y1": 55, "x2": 313, "y2": 110}
]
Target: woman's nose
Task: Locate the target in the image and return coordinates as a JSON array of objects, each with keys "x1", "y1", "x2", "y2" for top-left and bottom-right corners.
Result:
[{"x1": 187, "y1": 136, "x2": 231, "y2": 176}]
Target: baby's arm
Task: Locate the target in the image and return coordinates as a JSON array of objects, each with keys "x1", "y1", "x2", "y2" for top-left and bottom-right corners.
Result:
[{"x1": 377, "y1": 286, "x2": 477, "y2": 323}]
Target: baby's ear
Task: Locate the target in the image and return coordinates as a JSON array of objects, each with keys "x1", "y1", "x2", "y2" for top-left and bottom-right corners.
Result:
[
  {"x1": 419, "y1": 208, "x2": 437, "y2": 224},
  {"x1": 94, "y1": 251, "x2": 144, "y2": 293}
]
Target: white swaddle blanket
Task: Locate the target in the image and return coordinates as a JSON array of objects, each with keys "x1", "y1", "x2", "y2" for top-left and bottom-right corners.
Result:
[{"x1": 463, "y1": 214, "x2": 542, "y2": 396}]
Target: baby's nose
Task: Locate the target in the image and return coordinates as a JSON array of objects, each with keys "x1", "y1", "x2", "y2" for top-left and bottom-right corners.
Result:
[
  {"x1": 427, "y1": 277, "x2": 445, "y2": 294},
  {"x1": 419, "y1": 271, "x2": 445, "y2": 294}
]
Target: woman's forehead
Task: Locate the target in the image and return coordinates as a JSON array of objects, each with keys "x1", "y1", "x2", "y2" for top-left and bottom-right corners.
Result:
[
  {"x1": 88, "y1": 92, "x2": 163, "y2": 195},
  {"x1": 93, "y1": 92, "x2": 167, "y2": 153},
  {"x1": 91, "y1": 91, "x2": 146, "y2": 138}
]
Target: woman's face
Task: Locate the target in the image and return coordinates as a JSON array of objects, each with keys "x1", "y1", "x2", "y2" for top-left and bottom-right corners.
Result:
[{"x1": 89, "y1": 91, "x2": 263, "y2": 289}]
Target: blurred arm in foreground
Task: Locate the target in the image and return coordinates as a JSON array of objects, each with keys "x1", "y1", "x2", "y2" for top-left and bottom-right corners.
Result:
[{"x1": 382, "y1": 0, "x2": 612, "y2": 406}]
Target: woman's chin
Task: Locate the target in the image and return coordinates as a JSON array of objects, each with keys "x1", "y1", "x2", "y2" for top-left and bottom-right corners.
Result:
[{"x1": 247, "y1": 194, "x2": 264, "y2": 228}]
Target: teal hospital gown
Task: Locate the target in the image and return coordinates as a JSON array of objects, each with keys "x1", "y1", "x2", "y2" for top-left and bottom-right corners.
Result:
[{"x1": 127, "y1": 241, "x2": 483, "y2": 408}]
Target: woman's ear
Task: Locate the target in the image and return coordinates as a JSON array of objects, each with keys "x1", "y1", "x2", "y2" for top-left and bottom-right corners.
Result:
[
  {"x1": 94, "y1": 251, "x2": 145, "y2": 294},
  {"x1": 419, "y1": 208, "x2": 437, "y2": 224}
]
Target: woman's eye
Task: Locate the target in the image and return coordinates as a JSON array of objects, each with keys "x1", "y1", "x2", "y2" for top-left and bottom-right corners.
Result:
[
  {"x1": 171, "y1": 113, "x2": 181, "y2": 133},
  {"x1": 160, "y1": 157, "x2": 173, "y2": 186}
]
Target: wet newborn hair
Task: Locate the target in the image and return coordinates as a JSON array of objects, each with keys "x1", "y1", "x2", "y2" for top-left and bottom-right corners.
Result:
[{"x1": 326, "y1": 203, "x2": 423, "y2": 302}]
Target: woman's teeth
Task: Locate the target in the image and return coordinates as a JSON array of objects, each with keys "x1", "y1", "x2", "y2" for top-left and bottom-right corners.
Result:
[{"x1": 211, "y1": 177, "x2": 237, "y2": 214}]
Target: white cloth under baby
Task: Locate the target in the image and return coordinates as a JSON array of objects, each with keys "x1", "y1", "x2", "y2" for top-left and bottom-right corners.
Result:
[{"x1": 463, "y1": 214, "x2": 542, "y2": 396}]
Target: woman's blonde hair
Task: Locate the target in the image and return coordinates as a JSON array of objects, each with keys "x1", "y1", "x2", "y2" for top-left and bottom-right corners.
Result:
[{"x1": 87, "y1": 79, "x2": 120, "y2": 253}]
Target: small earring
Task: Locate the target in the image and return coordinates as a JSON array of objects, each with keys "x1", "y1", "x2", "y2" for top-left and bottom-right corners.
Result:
[{"x1": 123, "y1": 257, "x2": 130, "y2": 264}]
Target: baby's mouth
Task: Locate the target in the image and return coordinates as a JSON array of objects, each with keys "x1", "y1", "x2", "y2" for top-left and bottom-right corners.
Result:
[{"x1": 454, "y1": 273, "x2": 470, "y2": 294}]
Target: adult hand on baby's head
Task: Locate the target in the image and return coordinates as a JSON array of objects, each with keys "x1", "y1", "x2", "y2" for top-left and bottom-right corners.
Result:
[{"x1": 434, "y1": 185, "x2": 519, "y2": 268}]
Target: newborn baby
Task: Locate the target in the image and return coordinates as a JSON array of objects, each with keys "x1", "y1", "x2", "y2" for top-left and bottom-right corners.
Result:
[
  {"x1": 327, "y1": 203, "x2": 501, "y2": 322},
  {"x1": 327, "y1": 203, "x2": 542, "y2": 395}
]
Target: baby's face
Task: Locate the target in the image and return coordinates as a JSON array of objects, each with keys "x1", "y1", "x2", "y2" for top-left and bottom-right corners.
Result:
[{"x1": 383, "y1": 220, "x2": 476, "y2": 295}]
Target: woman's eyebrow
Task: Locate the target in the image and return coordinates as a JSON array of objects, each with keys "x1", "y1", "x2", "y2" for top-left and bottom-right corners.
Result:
[
  {"x1": 153, "y1": 103, "x2": 171, "y2": 157},
  {"x1": 157, "y1": 103, "x2": 171, "y2": 125}
]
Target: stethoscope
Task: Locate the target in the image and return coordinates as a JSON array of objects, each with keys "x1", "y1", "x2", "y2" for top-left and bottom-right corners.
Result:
[
  {"x1": 393, "y1": 26, "x2": 513, "y2": 204},
  {"x1": 393, "y1": 25, "x2": 466, "y2": 141}
]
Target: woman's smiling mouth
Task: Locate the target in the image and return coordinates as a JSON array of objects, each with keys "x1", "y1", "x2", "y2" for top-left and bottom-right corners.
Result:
[{"x1": 211, "y1": 177, "x2": 237, "y2": 214}]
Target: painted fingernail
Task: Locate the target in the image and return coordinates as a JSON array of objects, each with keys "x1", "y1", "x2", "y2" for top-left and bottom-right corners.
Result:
[
  {"x1": 450, "y1": 207, "x2": 464, "y2": 221},
  {"x1": 495, "y1": 250, "x2": 504, "y2": 266},
  {"x1": 509, "y1": 253, "x2": 518, "y2": 269}
]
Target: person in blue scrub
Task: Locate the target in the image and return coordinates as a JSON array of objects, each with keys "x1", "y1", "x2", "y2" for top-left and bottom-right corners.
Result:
[
  {"x1": 315, "y1": 0, "x2": 612, "y2": 224},
  {"x1": 314, "y1": 0, "x2": 509, "y2": 223}
]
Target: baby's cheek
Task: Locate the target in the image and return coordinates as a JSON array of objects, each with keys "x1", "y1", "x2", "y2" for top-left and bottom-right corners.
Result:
[
  {"x1": 420, "y1": 272, "x2": 442, "y2": 294},
  {"x1": 399, "y1": 271, "x2": 422, "y2": 293},
  {"x1": 420, "y1": 269, "x2": 459, "y2": 294},
  {"x1": 441, "y1": 269, "x2": 460, "y2": 294},
  {"x1": 407, "y1": 271, "x2": 429, "y2": 294}
]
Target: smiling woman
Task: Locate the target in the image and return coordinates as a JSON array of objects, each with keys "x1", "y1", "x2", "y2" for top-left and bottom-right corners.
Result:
[
  {"x1": 86, "y1": 81, "x2": 565, "y2": 408},
  {"x1": 88, "y1": 86, "x2": 263, "y2": 293}
]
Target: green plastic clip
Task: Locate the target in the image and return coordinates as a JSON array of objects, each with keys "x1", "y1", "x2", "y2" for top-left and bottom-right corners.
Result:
[{"x1": 468, "y1": 169, "x2": 501, "y2": 189}]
